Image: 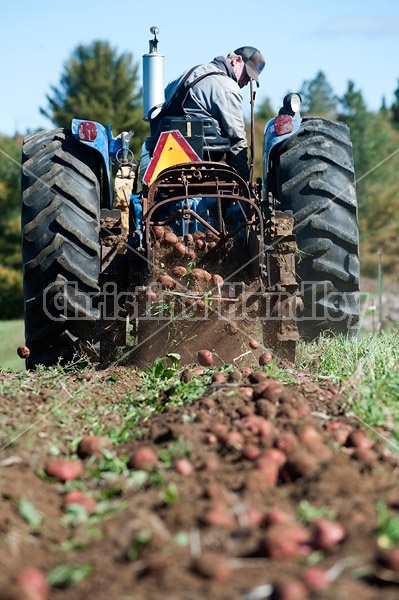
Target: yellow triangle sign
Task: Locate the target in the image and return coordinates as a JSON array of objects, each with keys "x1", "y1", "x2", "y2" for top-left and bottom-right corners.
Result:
[{"x1": 143, "y1": 130, "x2": 200, "y2": 185}]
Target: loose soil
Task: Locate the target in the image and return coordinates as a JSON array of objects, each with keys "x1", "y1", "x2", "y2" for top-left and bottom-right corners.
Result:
[{"x1": 1, "y1": 360, "x2": 399, "y2": 600}]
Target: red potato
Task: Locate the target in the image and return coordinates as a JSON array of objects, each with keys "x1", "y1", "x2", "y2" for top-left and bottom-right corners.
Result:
[
  {"x1": 203, "y1": 503, "x2": 236, "y2": 527},
  {"x1": 159, "y1": 275, "x2": 176, "y2": 290},
  {"x1": 163, "y1": 231, "x2": 178, "y2": 245},
  {"x1": 346, "y1": 429, "x2": 374, "y2": 451},
  {"x1": 284, "y1": 450, "x2": 320, "y2": 480},
  {"x1": 191, "y1": 268, "x2": 212, "y2": 281},
  {"x1": 128, "y1": 447, "x2": 158, "y2": 469},
  {"x1": 17, "y1": 346, "x2": 30, "y2": 359},
  {"x1": 246, "y1": 507, "x2": 264, "y2": 526},
  {"x1": 174, "y1": 458, "x2": 193, "y2": 476},
  {"x1": 224, "y1": 430, "x2": 244, "y2": 449},
  {"x1": 260, "y1": 522, "x2": 310, "y2": 560},
  {"x1": 195, "y1": 238, "x2": 206, "y2": 250},
  {"x1": 172, "y1": 265, "x2": 188, "y2": 277},
  {"x1": 297, "y1": 424, "x2": 324, "y2": 447},
  {"x1": 275, "y1": 432, "x2": 300, "y2": 455},
  {"x1": 377, "y1": 547, "x2": 399, "y2": 571},
  {"x1": 174, "y1": 242, "x2": 187, "y2": 256},
  {"x1": 63, "y1": 490, "x2": 96, "y2": 513},
  {"x1": 264, "y1": 508, "x2": 294, "y2": 526},
  {"x1": 254, "y1": 459, "x2": 279, "y2": 485},
  {"x1": 260, "y1": 448, "x2": 287, "y2": 467},
  {"x1": 197, "y1": 349, "x2": 214, "y2": 367},
  {"x1": 300, "y1": 566, "x2": 331, "y2": 591},
  {"x1": 259, "y1": 351, "x2": 273, "y2": 366},
  {"x1": 212, "y1": 273, "x2": 224, "y2": 286},
  {"x1": 193, "y1": 552, "x2": 231, "y2": 582},
  {"x1": 211, "y1": 372, "x2": 226, "y2": 383},
  {"x1": 249, "y1": 339, "x2": 259, "y2": 349},
  {"x1": 311, "y1": 519, "x2": 346, "y2": 550},
  {"x1": 242, "y1": 443, "x2": 262, "y2": 461},
  {"x1": 272, "y1": 579, "x2": 308, "y2": 600},
  {"x1": 15, "y1": 568, "x2": 50, "y2": 600},
  {"x1": 45, "y1": 459, "x2": 83, "y2": 482},
  {"x1": 77, "y1": 435, "x2": 112, "y2": 458},
  {"x1": 151, "y1": 225, "x2": 164, "y2": 240},
  {"x1": 238, "y1": 386, "x2": 254, "y2": 400}
]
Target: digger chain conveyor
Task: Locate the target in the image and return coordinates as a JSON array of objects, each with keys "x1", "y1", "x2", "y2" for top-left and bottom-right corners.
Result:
[{"x1": 127, "y1": 164, "x2": 299, "y2": 367}]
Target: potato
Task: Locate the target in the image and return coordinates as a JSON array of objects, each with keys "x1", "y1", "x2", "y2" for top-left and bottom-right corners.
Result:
[
  {"x1": 212, "y1": 273, "x2": 224, "y2": 286},
  {"x1": 242, "y1": 443, "x2": 261, "y2": 461},
  {"x1": 254, "y1": 459, "x2": 279, "y2": 485},
  {"x1": 45, "y1": 459, "x2": 83, "y2": 482},
  {"x1": 174, "y1": 458, "x2": 193, "y2": 476},
  {"x1": 63, "y1": 490, "x2": 96, "y2": 513},
  {"x1": 272, "y1": 579, "x2": 308, "y2": 600},
  {"x1": 15, "y1": 568, "x2": 50, "y2": 600},
  {"x1": 77, "y1": 435, "x2": 112, "y2": 458},
  {"x1": 312, "y1": 519, "x2": 346, "y2": 550},
  {"x1": 346, "y1": 429, "x2": 374, "y2": 450},
  {"x1": 197, "y1": 349, "x2": 214, "y2": 366},
  {"x1": 297, "y1": 424, "x2": 324, "y2": 447},
  {"x1": 172, "y1": 265, "x2": 188, "y2": 277},
  {"x1": 300, "y1": 566, "x2": 330, "y2": 591},
  {"x1": 260, "y1": 522, "x2": 310, "y2": 560},
  {"x1": 163, "y1": 232, "x2": 178, "y2": 245},
  {"x1": 151, "y1": 225, "x2": 164, "y2": 240},
  {"x1": 377, "y1": 547, "x2": 399, "y2": 571},
  {"x1": 128, "y1": 447, "x2": 158, "y2": 469},
  {"x1": 174, "y1": 242, "x2": 187, "y2": 256},
  {"x1": 17, "y1": 346, "x2": 30, "y2": 359},
  {"x1": 249, "y1": 339, "x2": 259, "y2": 349},
  {"x1": 259, "y1": 351, "x2": 273, "y2": 366},
  {"x1": 202, "y1": 504, "x2": 236, "y2": 528},
  {"x1": 192, "y1": 268, "x2": 212, "y2": 281},
  {"x1": 159, "y1": 275, "x2": 176, "y2": 290}
]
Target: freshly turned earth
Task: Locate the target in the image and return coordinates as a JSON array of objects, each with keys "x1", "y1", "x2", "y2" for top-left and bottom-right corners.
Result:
[{"x1": 0, "y1": 363, "x2": 398, "y2": 600}]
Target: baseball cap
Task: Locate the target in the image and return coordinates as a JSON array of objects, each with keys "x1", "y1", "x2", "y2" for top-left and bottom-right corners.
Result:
[{"x1": 234, "y1": 46, "x2": 265, "y2": 84}]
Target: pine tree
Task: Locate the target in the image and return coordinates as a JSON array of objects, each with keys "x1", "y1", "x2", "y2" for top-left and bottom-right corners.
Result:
[
  {"x1": 40, "y1": 40, "x2": 148, "y2": 154},
  {"x1": 299, "y1": 71, "x2": 337, "y2": 118},
  {"x1": 391, "y1": 79, "x2": 399, "y2": 128}
]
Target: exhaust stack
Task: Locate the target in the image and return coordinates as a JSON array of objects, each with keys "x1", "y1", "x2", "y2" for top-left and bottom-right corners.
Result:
[{"x1": 142, "y1": 26, "x2": 165, "y2": 121}]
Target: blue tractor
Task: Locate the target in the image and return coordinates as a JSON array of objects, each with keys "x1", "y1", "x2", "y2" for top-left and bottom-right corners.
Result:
[{"x1": 20, "y1": 28, "x2": 359, "y2": 370}]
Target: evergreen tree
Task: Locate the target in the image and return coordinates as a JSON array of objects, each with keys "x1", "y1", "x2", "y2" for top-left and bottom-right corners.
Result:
[
  {"x1": 391, "y1": 79, "x2": 399, "y2": 128},
  {"x1": 299, "y1": 71, "x2": 338, "y2": 118},
  {"x1": 338, "y1": 81, "x2": 369, "y2": 178},
  {"x1": 255, "y1": 96, "x2": 275, "y2": 122},
  {"x1": 40, "y1": 40, "x2": 148, "y2": 155},
  {"x1": 0, "y1": 136, "x2": 23, "y2": 318}
]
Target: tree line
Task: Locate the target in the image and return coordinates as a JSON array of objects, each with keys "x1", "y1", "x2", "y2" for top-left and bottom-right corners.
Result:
[{"x1": 1, "y1": 41, "x2": 399, "y2": 319}]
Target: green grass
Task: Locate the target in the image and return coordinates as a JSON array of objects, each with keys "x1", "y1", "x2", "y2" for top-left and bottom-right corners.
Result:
[
  {"x1": 297, "y1": 328, "x2": 399, "y2": 433},
  {"x1": 0, "y1": 319, "x2": 25, "y2": 371}
]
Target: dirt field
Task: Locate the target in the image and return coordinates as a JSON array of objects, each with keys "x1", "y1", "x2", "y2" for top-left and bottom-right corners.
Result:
[{"x1": 1, "y1": 359, "x2": 399, "y2": 600}]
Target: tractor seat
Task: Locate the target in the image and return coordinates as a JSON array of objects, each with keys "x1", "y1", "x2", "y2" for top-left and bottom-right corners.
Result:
[{"x1": 145, "y1": 115, "x2": 231, "y2": 160}]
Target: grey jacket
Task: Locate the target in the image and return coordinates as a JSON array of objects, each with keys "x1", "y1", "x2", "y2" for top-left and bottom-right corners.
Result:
[{"x1": 164, "y1": 57, "x2": 249, "y2": 180}]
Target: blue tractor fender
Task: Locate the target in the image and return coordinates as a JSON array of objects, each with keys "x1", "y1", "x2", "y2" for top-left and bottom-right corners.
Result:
[
  {"x1": 262, "y1": 111, "x2": 302, "y2": 202},
  {"x1": 71, "y1": 119, "x2": 134, "y2": 208}
]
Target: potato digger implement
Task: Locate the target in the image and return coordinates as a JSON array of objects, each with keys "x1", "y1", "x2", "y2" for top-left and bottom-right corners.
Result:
[{"x1": 20, "y1": 28, "x2": 360, "y2": 370}]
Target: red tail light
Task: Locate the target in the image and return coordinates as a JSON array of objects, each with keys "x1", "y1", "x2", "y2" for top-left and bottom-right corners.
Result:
[
  {"x1": 78, "y1": 121, "x2": 97, "y2": 142},
  {"x1": 274, "y1": 114, "x2": 293, "y2": 136}
]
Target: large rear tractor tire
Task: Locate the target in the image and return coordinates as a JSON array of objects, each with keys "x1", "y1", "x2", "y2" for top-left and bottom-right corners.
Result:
[
  {"x1": 275, "y1": 117, "x2": 360, "y2": 339},
  {"x1": 21, "y1": 129, "x2": 101, "y2": 369}
]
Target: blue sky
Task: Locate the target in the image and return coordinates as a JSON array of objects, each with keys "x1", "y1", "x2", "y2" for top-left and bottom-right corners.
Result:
[{"x1": 1, "y1": 0, "x2": 399, "y2": 136}]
